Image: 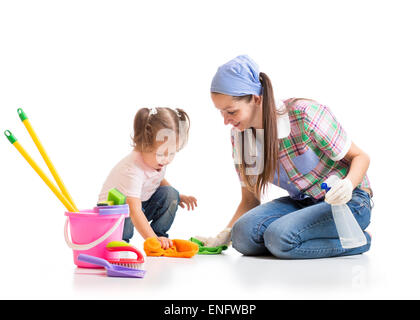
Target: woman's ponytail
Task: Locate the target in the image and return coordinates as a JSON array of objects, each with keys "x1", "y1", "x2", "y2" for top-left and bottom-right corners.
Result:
[
  {"x1": 257, "y1": 72, "x2": 279, "y2": 196},
  {"x1": 237, "y1": 72, "x2": 281, "y2": 197}
]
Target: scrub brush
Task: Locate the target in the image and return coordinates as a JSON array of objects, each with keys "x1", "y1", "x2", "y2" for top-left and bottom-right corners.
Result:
[
  {"x1": 105, "y1": 241, "x2": 145, "y2": 269},
  {"x1": 78, "y1": 254, "x2": 146, "y2": 278}
]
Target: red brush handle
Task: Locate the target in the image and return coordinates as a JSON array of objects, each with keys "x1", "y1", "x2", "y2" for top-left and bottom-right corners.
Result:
[{"x1": 107, "y1": 245, "x2": 144, "y2": 262}]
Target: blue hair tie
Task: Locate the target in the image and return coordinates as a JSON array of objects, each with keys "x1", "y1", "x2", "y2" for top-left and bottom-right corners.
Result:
[{"x1": 211, "y1": 55, "x2": 262, "y2": 96}]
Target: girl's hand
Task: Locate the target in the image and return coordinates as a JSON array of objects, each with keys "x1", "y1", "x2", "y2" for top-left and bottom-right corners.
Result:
[
  {"x1": 179, "y1": 194, "x2": 198, "y2": 211},
  {"x1": 157, "y1": 237, "x2": 173, "y2": 250}
]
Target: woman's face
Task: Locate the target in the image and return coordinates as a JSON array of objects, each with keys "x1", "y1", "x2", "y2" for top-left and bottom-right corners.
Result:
[{"x1": 211, "y1": 93, "x2": 263, "y2": 131}]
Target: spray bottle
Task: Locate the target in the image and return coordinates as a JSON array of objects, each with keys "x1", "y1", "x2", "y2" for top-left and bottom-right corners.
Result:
[{"x1": 321, "y1": 175, "x2": 367, "y2": 249}]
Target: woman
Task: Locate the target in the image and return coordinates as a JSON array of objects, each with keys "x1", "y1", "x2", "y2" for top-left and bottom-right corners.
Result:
[{"x1": 197, "y1": 55, "x2": 372, "y2": 259}]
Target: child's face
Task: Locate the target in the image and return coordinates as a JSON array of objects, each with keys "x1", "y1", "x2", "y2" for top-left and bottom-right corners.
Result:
[
  {"x1": 211, "y1": 93, "x2": 263, "y2": 131},
  {"x1": 141, "y1": 140, "x2": 177, "y2": 172}
]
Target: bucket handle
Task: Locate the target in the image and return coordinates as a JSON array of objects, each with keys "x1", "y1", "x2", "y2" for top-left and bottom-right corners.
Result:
[{"x1": 64, "y1": 215, "x2": 125, "y2": 251}]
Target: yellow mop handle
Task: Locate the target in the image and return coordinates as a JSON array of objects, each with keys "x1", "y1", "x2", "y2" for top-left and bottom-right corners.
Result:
[
  {"x1": 17, "y1": 108, "x2": 79, "y2": 212},
  {"x1": 4, "y1": 130, "x2": 77, "y2": 213}
]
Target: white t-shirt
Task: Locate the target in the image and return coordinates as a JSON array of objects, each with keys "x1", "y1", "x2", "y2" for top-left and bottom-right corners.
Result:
[{"x1": 98, "y1": 150, "x2": 166, "y2": 202}]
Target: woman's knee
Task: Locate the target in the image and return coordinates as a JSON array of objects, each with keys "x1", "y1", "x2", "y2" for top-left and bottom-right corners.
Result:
[
  {"x1": 340, "y1": 231, "x2": 372, "y2": 257},
  {"x1": 263, "y1": 221, "x2": 300, "y2": 258},
  {"x1": 231, "y1": 215, "x2": 268, "y2": 256}
]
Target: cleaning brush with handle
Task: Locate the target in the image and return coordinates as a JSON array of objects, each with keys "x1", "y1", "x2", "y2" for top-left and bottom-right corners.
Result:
[
  {"x1": 77, "y1": 254, "x2": 146, "y2": 278},
  {"x1": 105, "y1": 241, "x2": 145, "y2": 269}
]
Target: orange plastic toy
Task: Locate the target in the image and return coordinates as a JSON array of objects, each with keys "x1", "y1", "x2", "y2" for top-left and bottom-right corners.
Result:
[{"x1": 144, "y1": 238, "x2": 199, "y2": 258}]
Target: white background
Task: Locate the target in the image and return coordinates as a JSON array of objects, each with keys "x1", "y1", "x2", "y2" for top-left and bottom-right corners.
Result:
[{"x1": 0, "y1": 0, "x2": 419, "y2": 299}]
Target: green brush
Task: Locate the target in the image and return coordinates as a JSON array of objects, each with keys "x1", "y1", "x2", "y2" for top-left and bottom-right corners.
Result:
[{"x1": 189, "y1": 237, "x2": 228, "y2": 255}]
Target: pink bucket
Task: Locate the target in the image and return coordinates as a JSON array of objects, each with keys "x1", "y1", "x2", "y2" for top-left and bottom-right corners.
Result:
[{"x1": 64, "y1": 207, "x2": 128, "y2": 268}]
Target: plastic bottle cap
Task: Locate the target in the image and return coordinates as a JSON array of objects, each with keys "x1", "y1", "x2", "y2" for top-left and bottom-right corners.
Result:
[{"x1": 321, "y1": 183, "x2": 331, "y2": 192}]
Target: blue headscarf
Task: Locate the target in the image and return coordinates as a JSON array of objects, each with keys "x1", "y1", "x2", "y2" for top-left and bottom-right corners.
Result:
[{"x1": 210, "y1": 55, "x2": 262, "y2": 96}]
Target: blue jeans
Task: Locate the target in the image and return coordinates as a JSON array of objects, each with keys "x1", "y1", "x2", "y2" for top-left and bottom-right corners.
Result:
[
  {"x1": 122, "y1": 186, "x2": 180, "y2": 242},
  {"x1": 231, "y1": 188, "x2": 372, "y2": 259}
]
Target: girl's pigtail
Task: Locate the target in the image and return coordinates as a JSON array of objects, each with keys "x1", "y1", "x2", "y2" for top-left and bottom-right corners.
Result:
[
  {"x1": 133, "y1": 107, "x2": 155, "y2": 151},
  {"x1": 174, "y1": 108, "x2": 190, "y2": 150}
]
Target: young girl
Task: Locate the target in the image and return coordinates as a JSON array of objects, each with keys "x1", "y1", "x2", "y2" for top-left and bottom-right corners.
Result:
[
  {"x1": 197, "y1": 55, "x2": 372, "y2": 259},
  {"x1": 98, "y1": 107, "x2": 197, "y2": 249}
]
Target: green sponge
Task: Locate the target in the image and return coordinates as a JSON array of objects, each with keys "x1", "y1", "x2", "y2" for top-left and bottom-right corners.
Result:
[
  {"x1": 107, "y1": 188, "x2": 126, "y2": 205},
  {"x1": 189, "y1": 237, "x2": 228, "y2": 255}
]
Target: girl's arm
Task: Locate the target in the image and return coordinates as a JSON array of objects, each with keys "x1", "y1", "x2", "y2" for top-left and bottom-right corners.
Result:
[
  {"x1": 160, "y1": 178, "x2": 198, "y2": 210},
  {"x1": 126, "y1": 197, "x2": 157, "y2": 239},
  {"x1": 226, "y1": 186, "x2": 260, "y2": 228},
  {"x1": 125, "y1": 196, "x2": 172, "y2": 248},
  {"x1": 160, "y1": 179, "x2": 170, "y2": 187}
]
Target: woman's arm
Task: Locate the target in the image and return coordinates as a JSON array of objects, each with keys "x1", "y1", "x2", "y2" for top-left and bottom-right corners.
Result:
[
  {"x1": 199, "y1": 187, "x2": 259, "y2": 247},
  {"x1": 194, "y1": 187, "x2": 260, "y2": 247},
  {"x1": 226, "y1": 186, "x2": 260, "y2": 228},
  {"x1": 325, "y1": 141, "x2": 371, "y2": 205},
  {"x1": 343, "y1": 142, "x2": 370, "y2": 191}
]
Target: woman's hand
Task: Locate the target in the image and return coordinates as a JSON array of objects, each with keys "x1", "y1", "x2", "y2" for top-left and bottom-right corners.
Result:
[
  {"x1": 157, "y1": 237, "x2": 173, "y2": 250},
  {"x1": 179, "y1": 194, "x2": 198, "y2": 211},
  {"x1": 325, "y1": 177, "x2": 354, "y2": 205},
  {"x1": 195, "y1": 227, "x2": 232, "y2": 247}
]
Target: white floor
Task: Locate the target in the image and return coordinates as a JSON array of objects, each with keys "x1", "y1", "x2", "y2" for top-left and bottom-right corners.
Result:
[
  {"x1": 1, "y1": 232, "x2": 417, "y2": 300},
  {"x1": 1, "y1": 173, "x2": 416, "y2": 300},
  {"x1": 73, "y1": 250, "x2": 379, "y2": 300}
]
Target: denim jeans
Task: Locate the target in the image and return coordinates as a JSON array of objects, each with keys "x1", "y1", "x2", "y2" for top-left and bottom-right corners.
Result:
[
  {"x1": 122, "y1": 186, "x2": 180, "y2": 242},
  {"x1": 231, "y1": 188, "x2": 372, "y2": 259}
]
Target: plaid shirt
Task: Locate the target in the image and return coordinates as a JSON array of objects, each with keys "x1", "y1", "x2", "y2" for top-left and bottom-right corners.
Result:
[{"x1": 231, "y1": 98, "x2": 372, "y2": 200}]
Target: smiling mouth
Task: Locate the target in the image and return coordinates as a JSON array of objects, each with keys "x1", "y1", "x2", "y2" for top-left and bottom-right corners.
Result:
[{"x1": 233, "y1": 122, "x2": 240, "y2": 127}]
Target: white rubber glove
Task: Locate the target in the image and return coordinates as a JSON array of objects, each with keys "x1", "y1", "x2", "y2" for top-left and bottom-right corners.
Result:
[
  {"x1": 324, "y1": 177, "x2": 354, "y2": 205},
  {"x1": 195, "y1": 227, "x2": 232, "y2": 247}
]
